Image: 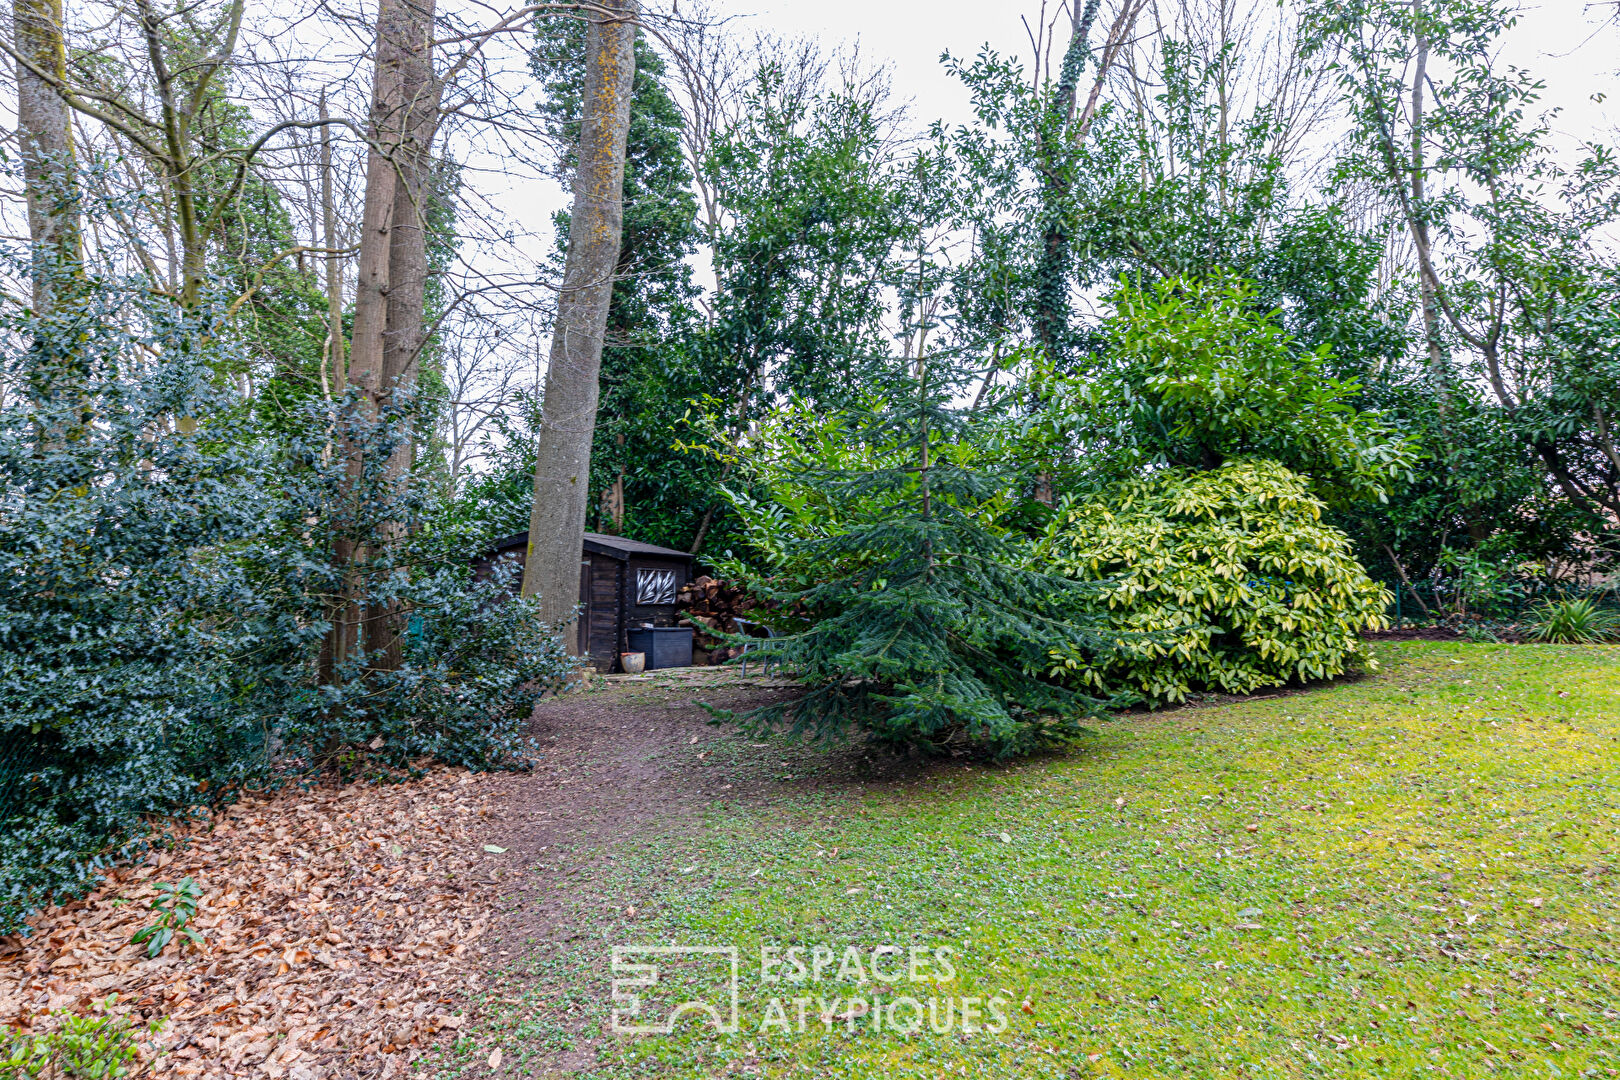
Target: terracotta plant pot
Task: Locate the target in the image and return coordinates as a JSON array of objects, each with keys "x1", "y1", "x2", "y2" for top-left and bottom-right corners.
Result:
[{"x1": 620, "y1": 652, "x2": 646, "y2": 674}]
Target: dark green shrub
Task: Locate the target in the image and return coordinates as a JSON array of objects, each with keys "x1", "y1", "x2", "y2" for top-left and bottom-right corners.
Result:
[
  {"x1": 0, "y1": 1001, "x2": 159, "y2": 1078},
  {"x1": 0, "y1": 285, "x2": 280, "y2": 930},
  {"x1": 0, "y1": 266, "x2": 573, "y2": 933},
  {"x1": 277, "y1": 558, "x2": 572, "y2": 774},
  {"x1": 1040, "y1": 460, "x2": 1390, "y2": 701}
]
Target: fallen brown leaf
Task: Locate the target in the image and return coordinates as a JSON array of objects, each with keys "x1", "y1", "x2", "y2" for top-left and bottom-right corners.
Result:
[{"x1": 0, "y1": 767, "x2": 502, "y2": 1080}]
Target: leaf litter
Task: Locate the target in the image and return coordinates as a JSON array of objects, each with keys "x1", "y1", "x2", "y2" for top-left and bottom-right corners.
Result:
[{"x1": 0, "y1": 767, "x2": 503, "y2": 1079}]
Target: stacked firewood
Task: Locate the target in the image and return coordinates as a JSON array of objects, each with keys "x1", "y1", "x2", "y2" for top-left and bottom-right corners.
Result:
[{"x1": 677, "y1": 575, "x2": 759, "y2": 665}]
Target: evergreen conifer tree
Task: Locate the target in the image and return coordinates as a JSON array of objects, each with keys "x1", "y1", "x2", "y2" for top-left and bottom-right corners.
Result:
[{"x1": 717, "y1": 358, "x2": 1113, "y2": 758}]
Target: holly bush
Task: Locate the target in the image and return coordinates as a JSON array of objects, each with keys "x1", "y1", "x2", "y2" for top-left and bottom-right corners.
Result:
[
  {"x1": 0, "y1": 262, "x2": 572, "y2": 934},
  {"x1": 1040, "y1": 459, "x2": 1389, "y2": 702}
]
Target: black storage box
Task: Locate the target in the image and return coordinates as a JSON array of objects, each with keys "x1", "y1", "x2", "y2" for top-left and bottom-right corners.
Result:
[{"x1": 625, "y1": 626, "x2": 693, "y2": 670}]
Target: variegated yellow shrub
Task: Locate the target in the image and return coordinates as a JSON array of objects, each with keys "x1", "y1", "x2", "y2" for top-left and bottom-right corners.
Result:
[{"x1": 1039, "y1": 460, "x2": 1389, "y2": 702}]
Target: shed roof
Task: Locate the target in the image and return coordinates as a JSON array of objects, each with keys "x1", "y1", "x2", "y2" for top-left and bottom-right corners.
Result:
[{"x1": 485, "y1": 530, "x2": 694, "y2": 562}]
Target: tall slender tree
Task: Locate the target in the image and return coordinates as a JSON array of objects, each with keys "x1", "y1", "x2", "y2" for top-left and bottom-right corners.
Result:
[
  {"x1": 12, "y1": 0, "x2": 78, "y2": 314},
  {"x1": 521, "y1": 0, "x2": 637, "y2": 640},
  {"x1": 327, "y1": 0, "x2": 445, "y2": 675},
  {"x1": 12, "y1": 0, "x2": 83, "y2": 445},
  {"x1": 319, "y1": 89, "x2": 347, "y2": 394},
  {"x1": 533, "y1": 15, "x2": 702, "y2": 548}
]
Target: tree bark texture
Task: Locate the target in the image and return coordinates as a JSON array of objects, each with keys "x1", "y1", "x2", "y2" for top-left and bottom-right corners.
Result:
[
  {"x1": 13, "y1": 0, "x2": 83, "y2": 447},
  {"x1": 521, "y1": 0, "x2": 637, "y2": 642},
  {"x1": 381, "y1": 0, "x2": 443, "y2": 474},
  {"x1": 323, "y1": 0, "x2": 443, "y2": 679},
  {"x1": 319, "y1": 89, "x2": 346, "y2": 394},
  {"x1": 13, "y1": 0, "x2": 78, "y2": 314},
  {"x1": 1409, "y1": 0, "x2": 1447, "y2": 389},
  {"x1": 346, "y1": 0, "x2": 409, "y2": 420}
]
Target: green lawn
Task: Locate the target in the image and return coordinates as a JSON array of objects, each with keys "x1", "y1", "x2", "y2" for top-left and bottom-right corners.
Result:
[{"x1": 447, "y1": 643, "x2": 1620, "y2": 1078}]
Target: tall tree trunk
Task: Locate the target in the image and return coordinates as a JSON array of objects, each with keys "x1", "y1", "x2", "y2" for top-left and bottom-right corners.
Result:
[
  {"x1": 13, "y1": 0, "x2": 78, "y2": 314},
  {"x1": 134, "y1": 0, "x2": 243, "y2": 310},
  {"x1": 15, "y1": 0, "x2": 84, "y2": 447},
  {"x1": 319, "y1": 89, "x2": 346, "y2": 395},
  {"x1": 372, "y1": 0, "x2": 444, "y2": 670},
  {"x1": 521, "y1": 0, "x2": 637, "y2": 643},
  {"x1": 346, "y1": 0, "x2": 410, "y2": 420},
  {"x1": 381, "y1": 0, "x2": 442, "y2": 433},
  {"x1": 322, "y1": 0, "x2": 415, "y2": 681},
  {"x1": 1407, "y1": 0, "x2": 1450, "y2": 413}
]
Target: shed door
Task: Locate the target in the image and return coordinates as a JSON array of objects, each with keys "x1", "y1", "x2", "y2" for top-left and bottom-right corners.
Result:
[
  {"x1": 587, "y1": 559, "x2": 622, "y2": 670},
  {"x1": 578, "y1": 558, "x2": 591, "y2": 654}
]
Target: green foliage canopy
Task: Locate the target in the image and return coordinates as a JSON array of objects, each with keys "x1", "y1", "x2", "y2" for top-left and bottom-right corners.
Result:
[
  {"x1": 1036, "y1": 276, "x2": 1416, "y2": 505},
  {"x1": 712, "y1": 366, "x2": 1110, "y2": 758}
]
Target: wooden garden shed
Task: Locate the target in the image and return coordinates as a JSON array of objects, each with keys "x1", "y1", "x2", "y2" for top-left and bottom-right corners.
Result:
[{"x1": 474, "y1": 531, "x2": 696, "y2": 672}]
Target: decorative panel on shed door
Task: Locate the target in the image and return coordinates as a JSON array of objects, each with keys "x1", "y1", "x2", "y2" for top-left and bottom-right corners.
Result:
[{"x1": 635, "y1": 567, "x2": 678, "y2": 606}]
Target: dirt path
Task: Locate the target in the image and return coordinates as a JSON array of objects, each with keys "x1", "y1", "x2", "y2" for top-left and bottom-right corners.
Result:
[
  {"x1": 452, "y1": 669, "x2": 1010, "y2": 1078},
  {"x1": 474, "y1": 672, "x2": 803, "y2": 945}
]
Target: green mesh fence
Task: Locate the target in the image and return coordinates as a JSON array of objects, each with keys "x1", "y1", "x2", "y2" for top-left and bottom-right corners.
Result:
[{"x1": 1386, "y1": 580, "x2": 1619, "y2": 627}]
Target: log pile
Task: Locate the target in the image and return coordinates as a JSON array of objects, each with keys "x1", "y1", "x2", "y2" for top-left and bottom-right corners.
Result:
[{"x1": 677, "y1": 575, "x2": 758, "y2": 665}]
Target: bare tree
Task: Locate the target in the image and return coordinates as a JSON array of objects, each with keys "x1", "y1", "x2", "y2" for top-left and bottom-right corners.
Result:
[
  {"x1": 320, "y1": 88, "x2": 347, "y2": 394},
  {"x1": 380, "y1": 0, "x2": 444, "y2": 418},
  {"x1": 328, "y1": 0, "x2": 446, "y2": 674},
  {"x1": 439, "y1": 311, "x2": 539, "y2": 489},
  {"x1": 520, "y1": 0, "x2": 636, "y2": 639},
  {"x1": 12, "y1": 0, "x2": 78, "y2": 314}
]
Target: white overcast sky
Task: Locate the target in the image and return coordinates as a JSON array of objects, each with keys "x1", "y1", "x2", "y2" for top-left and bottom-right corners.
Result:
[
  {"x1": 493, "y1": 0, "x2": 1620, "y2": 245},
  {"x1": 748, "y1": 0, "x2": 1615, "y2": 129}
]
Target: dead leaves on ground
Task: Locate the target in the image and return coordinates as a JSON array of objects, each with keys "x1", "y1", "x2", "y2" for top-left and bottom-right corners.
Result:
[{"x1": 0, "y1": 768, "x2": 503, "y2": 1079}]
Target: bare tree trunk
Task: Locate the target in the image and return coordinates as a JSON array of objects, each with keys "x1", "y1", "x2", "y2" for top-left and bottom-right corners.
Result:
[
  {"x1": 14, "y1": 0, "x2": 82, "y2": 446},
  {"x1": 1409, "y1": 0, "x2": 1446, "y2": 391},
  {"x1": 322, "y1": 0, "x2": 413, "y2": 682},
  {"x1": 521, "y1": 0, "x2": 637, "y2": 642},
  {"x1": 346, "y1": 0, "x2": 408, "y2": 420},
  {"x1": 319, "y1": 89, "x2": 346, "y2": 395},
  {"x1": 373, "y1": 0, "x2": 445, "y2": 669},
  {"x1": 1077, "y1": 0, "x2": 1149, "y2": 139},
  {"x1": 13, "y1": 0, "x2": 78, "y2": 314},
  {"x1": 381, "y1": 0, "x2": 442, "y2": 428}
]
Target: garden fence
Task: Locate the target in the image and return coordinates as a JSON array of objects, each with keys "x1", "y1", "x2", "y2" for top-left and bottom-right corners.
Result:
[{"x1": 1384, "y1": 578, "x2": 1620, "y2": 628}]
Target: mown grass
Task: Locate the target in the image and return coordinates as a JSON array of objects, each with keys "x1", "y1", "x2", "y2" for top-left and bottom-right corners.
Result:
[{"x1": 441, "y1": 642, "x2": 1620, "y2": 1079}]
